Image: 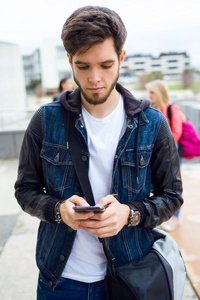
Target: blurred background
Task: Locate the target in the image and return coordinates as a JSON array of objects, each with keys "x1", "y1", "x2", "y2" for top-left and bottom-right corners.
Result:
[
  {"x1": 0, "y1": 0, "x2": 200, "y2": 158},
  {"x1": 0, "y1": 0, "x2": 200, "y2": 299}
]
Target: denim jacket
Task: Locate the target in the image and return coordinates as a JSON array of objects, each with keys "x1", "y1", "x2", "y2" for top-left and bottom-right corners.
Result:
[{"x1": 15, "y1": 84, "x2": 183, "y2": 290}]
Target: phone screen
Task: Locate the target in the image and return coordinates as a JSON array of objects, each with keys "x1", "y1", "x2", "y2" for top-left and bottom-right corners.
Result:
[{"x1": 73, "y1": 206, "x2": 106, "y2": 213}]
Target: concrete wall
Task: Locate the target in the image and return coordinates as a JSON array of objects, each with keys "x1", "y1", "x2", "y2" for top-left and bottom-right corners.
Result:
[{"x1": 0, "y1": 130, "x2": 24, "y2": 159}]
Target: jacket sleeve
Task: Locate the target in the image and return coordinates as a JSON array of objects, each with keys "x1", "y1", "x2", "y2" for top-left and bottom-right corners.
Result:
[
  {"x1": 14, "y1": 108, "x2": 59, "y2": 223},
  {"x1": 131, "y1": 115, "x2": 183, "y2": 228}
]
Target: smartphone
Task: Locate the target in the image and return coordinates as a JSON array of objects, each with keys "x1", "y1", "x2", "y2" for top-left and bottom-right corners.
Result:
[{"x1": 73, "y1": 206, "x2": 106, "y2": 213}]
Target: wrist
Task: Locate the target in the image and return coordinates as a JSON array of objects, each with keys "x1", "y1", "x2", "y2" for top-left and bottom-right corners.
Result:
[
  {"x1": 122, "y1": 204, "x2": 130, "y2": 226},
  {"x1": 125, "y1": 204, "x2": 141, "y2": 227},
  {"x1": 54, "y1": 201, "x2": 66, "y2": 224}
]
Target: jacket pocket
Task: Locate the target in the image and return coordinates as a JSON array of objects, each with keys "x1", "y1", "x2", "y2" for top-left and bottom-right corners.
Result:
[
  {"x1": 40, "y1": 145, "x2": 74, "y2": 192},
  {"x1": 120, "y1": 147, "x2": 152, "y2": 194}
]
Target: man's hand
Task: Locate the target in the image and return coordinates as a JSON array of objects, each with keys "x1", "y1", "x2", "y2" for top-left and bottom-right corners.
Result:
[
  {"x1": 59, "y1": 195, "x2": 94, "y2": 230},
  {"x1": 78, "y1": 195, "x2": 130, "y2": 238}
]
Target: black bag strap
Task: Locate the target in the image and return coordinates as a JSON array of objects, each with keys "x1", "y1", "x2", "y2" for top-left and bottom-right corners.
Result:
[
  {"x1": 167, "y1": 104, "x2": 173, "y2": 127},
  {"x1": 61, "y1": 105, "x2": 95, "y2": 206},
  {"x1": 61, "y1": 105, "x2": 116, "y2": 275}
]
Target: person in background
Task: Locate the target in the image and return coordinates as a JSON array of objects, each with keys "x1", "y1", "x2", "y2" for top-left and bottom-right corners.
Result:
[
  {"x1": 15, "y1": 7, "x2": 183, "y2": 299},
  {"x1": 146, "y1": 79, "x2": 183, "y2": 231},
  {"x1": 53, "y1": 77, "x2": 74, "y2": 101}
]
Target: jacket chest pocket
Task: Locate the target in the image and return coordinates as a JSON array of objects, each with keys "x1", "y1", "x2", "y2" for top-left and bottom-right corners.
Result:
[
  {"x1": 120, "y1": 148, "x2": 152, "y2": 194},
  {"x1": 40, "y1": 146, "x2": 74, "y2": 192}
]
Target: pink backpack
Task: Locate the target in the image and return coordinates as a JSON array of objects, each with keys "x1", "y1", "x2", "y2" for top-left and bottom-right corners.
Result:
[
  {"x1": 168, "y1": 105, "x2": 200, "y2": 160},
  {"x1": 179, "y1": 120, "x2": 200, "y2": 159}
]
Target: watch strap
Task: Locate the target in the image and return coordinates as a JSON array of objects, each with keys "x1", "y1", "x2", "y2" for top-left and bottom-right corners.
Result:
[
  {"x1": 54, "y1": 201, "x2": 64, "y2": 224},
  {"x1": 126, "y1": 201, "x2": 146, "y2": 225},
  {"x1": 125, "y1": 203, "x2": 141, "y2": 227}
]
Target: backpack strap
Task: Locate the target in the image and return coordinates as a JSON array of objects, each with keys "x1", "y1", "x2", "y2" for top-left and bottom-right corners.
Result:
[{"x1": 167, "y1": 104, "x2": 173, "y2": 127}]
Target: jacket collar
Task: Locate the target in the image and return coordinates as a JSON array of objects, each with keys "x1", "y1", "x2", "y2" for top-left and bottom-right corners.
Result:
[{"x1": 60, "y1": 83, "x2": 150, "y2": 118}]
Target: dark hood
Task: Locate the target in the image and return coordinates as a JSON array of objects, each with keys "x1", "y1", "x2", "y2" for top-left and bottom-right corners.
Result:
[{"x1": 60, "y1": 83, "x2": 150, "y2": 117}]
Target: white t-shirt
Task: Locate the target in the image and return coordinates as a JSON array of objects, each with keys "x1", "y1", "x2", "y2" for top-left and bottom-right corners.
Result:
[{"x1": 62, "y1": 95, "x2": 125, "y2": 282}]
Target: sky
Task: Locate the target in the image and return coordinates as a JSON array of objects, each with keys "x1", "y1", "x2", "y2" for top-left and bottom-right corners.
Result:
[{"x1": 0, "y1": 0, "x2": 200, "y2": 68}]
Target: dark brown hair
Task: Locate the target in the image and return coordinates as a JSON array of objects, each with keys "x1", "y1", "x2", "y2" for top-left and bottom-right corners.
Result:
[{"x1": 61, "y1": 6, "x2": 127, "y2": 58}]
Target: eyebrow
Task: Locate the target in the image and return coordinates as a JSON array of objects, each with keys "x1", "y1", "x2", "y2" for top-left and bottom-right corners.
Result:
[{"x1": 74, "y1": 59, "x2": 116, "y2": 65}]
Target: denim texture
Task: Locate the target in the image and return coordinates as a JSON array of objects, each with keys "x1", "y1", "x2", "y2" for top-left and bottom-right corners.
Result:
[
  {"x1": 36, "y1": 101, "x2": 163, "y2": 290},
  {"x1": 37, "y1": 274, "x2": 107, "y2": 300}
]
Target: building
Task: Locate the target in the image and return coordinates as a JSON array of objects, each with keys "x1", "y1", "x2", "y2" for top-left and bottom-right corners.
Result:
[
  {"x1": 40, "y1": 39, "x2": 72, "y2": 93},
  {"x1": 121, "y1": 52, "x2": 190, "y2": 78},
  {"x1": 22, "y1": 41, "x2": 191, "y2": 92},
  {"x1": 23, "y1": 49, "x2": 41, "y2": 88},
  {"x1": 0, "y1": 41, "x2": 26, "y2": 110},
  {"x1": 22, "y1": 39, "x2": 72, "y2": 93},
  {"x1": 0, "y1": 42, "x2": 27, "y2": 159}
]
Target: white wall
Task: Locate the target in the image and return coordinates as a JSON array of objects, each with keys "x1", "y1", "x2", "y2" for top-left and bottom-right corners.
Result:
[
  {"x1": 0, "y1": 42, "x2": 26, "y2": 110},
  {"x1": 40, "y1": 39, "x2": 71, "y2": 90}
]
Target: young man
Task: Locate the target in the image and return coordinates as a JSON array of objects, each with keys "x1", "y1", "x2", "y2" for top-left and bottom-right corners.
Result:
[{"x1": 15, "y1": 6, "x2": 183, "y2": 300}]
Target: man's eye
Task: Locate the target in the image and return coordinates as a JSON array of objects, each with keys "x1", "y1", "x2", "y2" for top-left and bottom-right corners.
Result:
[
  {"x1": 77, "y1": 65, "x2": 89, "y2": 70},
  {"x1": 102, "y1": 64, "x2": 113, "y2": 69}
]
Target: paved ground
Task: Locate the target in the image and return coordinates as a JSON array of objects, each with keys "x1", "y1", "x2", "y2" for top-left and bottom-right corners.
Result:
[
  {"x1": 170, "y1": 163, "x2": 200, "y2": 298},
  {"x1": 0, "y1": 158, "x2": 199, "y2": 299}
]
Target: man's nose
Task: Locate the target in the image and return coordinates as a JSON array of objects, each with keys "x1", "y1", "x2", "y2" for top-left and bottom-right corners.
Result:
[{"x1": 88, "y1": 69, "x2": 101, "y2": 84}]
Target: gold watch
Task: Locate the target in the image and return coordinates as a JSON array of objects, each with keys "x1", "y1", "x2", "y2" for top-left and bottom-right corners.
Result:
[{"x1": 128, "y1": 208, "x2": 141, "y2": 227}]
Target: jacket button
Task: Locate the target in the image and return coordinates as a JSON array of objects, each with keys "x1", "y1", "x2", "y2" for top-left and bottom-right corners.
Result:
[
  {"x1": 140, "y1": 156, "x2": 145, "y2": 166},
  {"x1": 54, "y1": 153, "x2": 59, "y2": 163},
  {"x1": 60, "y1": 255, "x2": 65, "y2": 261},
  {"x1": 48, "y1": 281, "x2": 52, "y2": 287},
  {"x1": 82, "y1": 155, "x2": 87, "y2": 161}
]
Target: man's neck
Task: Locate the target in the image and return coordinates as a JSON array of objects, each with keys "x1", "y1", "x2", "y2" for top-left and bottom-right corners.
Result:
[{"x1": 81, "y1": 89, "x2": 120, "y2": 119}]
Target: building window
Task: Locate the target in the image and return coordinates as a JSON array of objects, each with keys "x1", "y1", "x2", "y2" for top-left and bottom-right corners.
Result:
[
  {"x1": 23, "y1": 56, "x2": 32, "y2": 63},
  {"x1": 135, "y1": 62, "x2": 144, "y2": 65},
  {"x1": 168, "y1": 67, "x2": 177, "y2": 69},
  {"x1": 168, "y1": 60, "x2": 178, "y2": 63},
  {"x1": 151, "y1": 64, "x2": 161, "y2": 67},
  {"x1": 135, "y1": 68, "x2": 145, "y2": 71},
  {"x1": 24, "y1": 66, "x2": 33, "y2": 72}
]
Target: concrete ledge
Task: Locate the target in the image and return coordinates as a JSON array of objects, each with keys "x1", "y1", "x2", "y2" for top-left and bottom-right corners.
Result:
[{"x1": 0, "y1": 130, "x2": 25, "y2": 158}]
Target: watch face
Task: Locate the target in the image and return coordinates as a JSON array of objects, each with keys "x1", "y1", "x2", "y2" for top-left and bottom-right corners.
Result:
[{"x1": 128, "y1": 210, "x2": 141, "y2": 227}]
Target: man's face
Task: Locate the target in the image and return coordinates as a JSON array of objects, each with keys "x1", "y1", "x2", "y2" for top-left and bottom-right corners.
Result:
[{"x1": 68, "y1": 38, "x2": 125, "y2": 106}]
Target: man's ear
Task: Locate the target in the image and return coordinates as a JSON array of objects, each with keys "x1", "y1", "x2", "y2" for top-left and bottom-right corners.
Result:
[
  {"x1": 67, "y1": 53, "x2": 73, "y2": 69},
  {"x1": 119, "y1": 50, "x2": 126, "y2": 68}
]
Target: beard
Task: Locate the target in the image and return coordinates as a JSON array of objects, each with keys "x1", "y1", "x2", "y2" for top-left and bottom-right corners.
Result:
[{"x1": 73, "y1": 71, "x2": 119, "y2": 106}]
